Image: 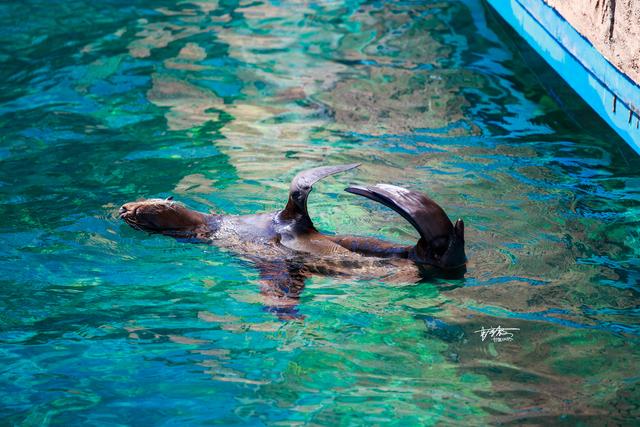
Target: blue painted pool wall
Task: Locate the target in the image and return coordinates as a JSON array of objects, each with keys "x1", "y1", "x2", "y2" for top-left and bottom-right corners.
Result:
[{"x1": 486, "y1": 0, "x2": 640, "y2": 155}]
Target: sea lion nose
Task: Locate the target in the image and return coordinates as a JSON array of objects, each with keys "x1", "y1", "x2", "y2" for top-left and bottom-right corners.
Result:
[{"x1": 119, "y1": 205, "x2": 129, "y2": 217}]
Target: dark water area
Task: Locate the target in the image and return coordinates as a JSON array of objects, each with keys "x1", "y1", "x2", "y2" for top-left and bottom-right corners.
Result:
[{"x1": 1, "y1": 0, "x2": 639, "y2": 425}]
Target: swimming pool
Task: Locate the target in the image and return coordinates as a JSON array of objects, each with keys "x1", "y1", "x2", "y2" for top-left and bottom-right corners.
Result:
[{"x1": 1, "y1": 0, "x2": 639, "y2": 424}]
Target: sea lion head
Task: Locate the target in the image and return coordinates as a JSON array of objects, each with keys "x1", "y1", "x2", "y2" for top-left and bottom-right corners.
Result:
[{"x1": 119, "y1": 197, "x2": 207, "y2": 237}]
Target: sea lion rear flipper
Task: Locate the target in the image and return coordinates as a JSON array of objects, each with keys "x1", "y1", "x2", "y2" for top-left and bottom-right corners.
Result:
[
  {"x1": 279, "y1": 163, "x2": 360, "y2": 223},
  {"x1": 345, "y1": 184, "x2": 466, "y2": 269}
]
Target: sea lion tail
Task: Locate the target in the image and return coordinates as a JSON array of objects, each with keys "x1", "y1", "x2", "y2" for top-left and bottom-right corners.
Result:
[{"x1": 345, "y1": 184, "x2": 466, "y2": 269}]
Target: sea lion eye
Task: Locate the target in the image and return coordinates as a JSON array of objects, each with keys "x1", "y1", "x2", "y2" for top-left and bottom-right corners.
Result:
[{"x1": 166, "y1": 196, "x2": 174, "y2": 201}]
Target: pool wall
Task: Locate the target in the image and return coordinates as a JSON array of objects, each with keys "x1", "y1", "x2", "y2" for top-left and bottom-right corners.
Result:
[{"x1": 485, "y1": 0, "x2": 640, "y2": 154}]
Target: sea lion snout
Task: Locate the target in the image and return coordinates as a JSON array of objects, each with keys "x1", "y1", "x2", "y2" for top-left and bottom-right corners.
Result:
[
  {"x1": 119, "y1": 200, "x2": 159, "y2": 229},
  {"x1": 119, "y1": 198, "x2": 207, "y2": 236},
  {"x1": 119, "y1": 203, "x2": 137, "y2": 218}
]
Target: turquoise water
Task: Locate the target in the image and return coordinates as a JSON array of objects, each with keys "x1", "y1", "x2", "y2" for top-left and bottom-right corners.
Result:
[{"x1": 1, "y1": 0, "x2": 639, "y2": 424}]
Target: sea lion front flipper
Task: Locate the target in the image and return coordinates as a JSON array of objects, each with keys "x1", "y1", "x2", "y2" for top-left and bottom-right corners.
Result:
[
  {"x1": 279, "y1": 163, "x2": 360, "y2": 224},
  {"x1": 255, "y1": 260, "x2": 309, "y2": 320},
  {"x1": 345, "y1": 184, "x2": 466, "y2": 269}
]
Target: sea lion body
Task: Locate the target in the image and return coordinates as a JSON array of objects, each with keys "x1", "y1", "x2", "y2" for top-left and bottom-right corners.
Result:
[
  {"x1": 120, "y1": 164, "x2": 466, "y2": 312},
  {"x1": 121, "y1": 200, "x2": 411, "y2": 263}
]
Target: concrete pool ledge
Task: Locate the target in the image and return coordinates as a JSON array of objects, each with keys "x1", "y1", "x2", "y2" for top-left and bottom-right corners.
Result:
[{"x1": 486, "y1": 0, "x2": 640, "y2": 154}]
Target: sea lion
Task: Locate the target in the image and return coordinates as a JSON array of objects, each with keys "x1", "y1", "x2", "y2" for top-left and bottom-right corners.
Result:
[{"x1": 119, "y1": 164, "x2": 466, "y2": 314}]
